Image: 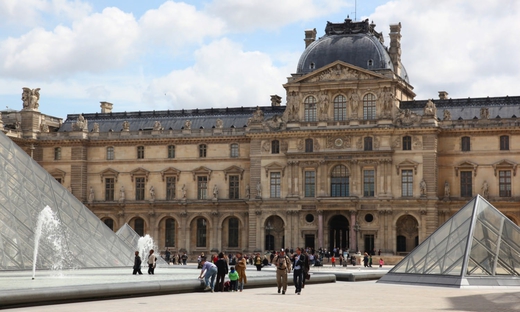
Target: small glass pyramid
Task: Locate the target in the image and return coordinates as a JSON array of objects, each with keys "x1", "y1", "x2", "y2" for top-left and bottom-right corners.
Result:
[
  {"x1": 379, "y1": 195, "x2": 520, "y2": 287},
  {"x1": 0, "y1": 132, "x2": 135, "y2": 270}
]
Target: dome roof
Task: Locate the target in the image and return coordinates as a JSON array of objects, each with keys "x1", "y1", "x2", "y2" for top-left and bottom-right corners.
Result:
[{"x1": 296, "y1": 19, "x2": 409, "y2": 83}]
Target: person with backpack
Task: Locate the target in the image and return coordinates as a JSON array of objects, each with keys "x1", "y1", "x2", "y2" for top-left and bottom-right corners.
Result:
[{"x1": 272, "y1": 249, "x2": 291, "y2": 294}]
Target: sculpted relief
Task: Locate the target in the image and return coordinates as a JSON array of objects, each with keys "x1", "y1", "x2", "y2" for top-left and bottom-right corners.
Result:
[
  {"x1": 22, "y1": 87, "x2": 40, "y2": 111},
  {"x1": 307, "y1": 64, "x2": 372, "y2": 82}
]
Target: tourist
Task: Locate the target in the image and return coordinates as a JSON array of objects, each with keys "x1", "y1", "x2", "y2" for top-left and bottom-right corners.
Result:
[
  {"x1": 379, "y1": 258, "x2": 384, "y2": 268},
  {"x1": 132, "y1": 251, "x2": 143, "y2": 275},
  {"x1": 292, "y1": 247, "x2": 306, "y2": 295},
  {"x1": 215, "y1": 253, "x2": 229, "y2": 292},
  {"x1": 148, "y1": 249, "x2": 156, "y2": 274},
  {"x1": 369, "y1": 255, "x2": 373, "y2": 267},
  {"x1": 363, "y1": 252, "x2": 369, "y2": 267},
  {"x1": 254, "y1": 253, "x2": 262, "y2": 271},
  {"x1": 331, "y1": 255, "x2": 336, "y2": 267},
  {"x1": 198, "y1": 257, "x2": 218, "y2": 292},
  {"x1": 228, "y1": 266, "x2": 239, "y2": 292},
  {"x1": 272, "y1": 249, "x2": 291, "y2": 294},
  {"x1": 165, "y1": 249, "x2": 171, "y2": 264},
  {"x1": 235, "y1": 252, "x2": 247, "y2": 292},
  {"x1": 181, "y1": 252, "x2": 187, "y2": 265},
  {"x1": 302, "y1": 249, "x2": 311, "y2": 289}
]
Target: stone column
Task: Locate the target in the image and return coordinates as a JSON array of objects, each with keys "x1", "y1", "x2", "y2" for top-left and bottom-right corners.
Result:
[
  {"x1": 148, "y1": 210, "x2": 157, "y2": 242},
  {"x1": 293, "y1": 162, "x2": 300, "y2": 196},
  {"x1": 242, "y1": 212, "x2": 249, "y2": 251},
  {"x1": 287, "y1": 162, "x2": 293, "y2": 196},
  {"x1": 255, "y1": 210, "x2": 263, "y2": 251},
  {"x1": 349, "y1": 210, "x2": 357, "y2": 251},
  {"x1": 180, "y1": 211, "x2": 188, "y2": 253},
  {"x1": 286, "y1": 210, "x2": 293, "y2": 248},
  {"x1": 212, "y1": 211, "x2": 220, "y2": 252},
  {"x1": 317, "y1": 210, "x2": 324, "y2": 249}
]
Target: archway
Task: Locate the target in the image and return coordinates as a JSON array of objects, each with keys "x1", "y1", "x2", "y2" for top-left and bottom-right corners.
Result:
[
  {"x1": 264, "y1": 216, "x2": 284, "y2": 251},
  {"x1": 328, "y1": 215, "x2": 349, "y2": 252},
  {"x1": 396, "y1": 215, "x2": 419, "y2": 254}
]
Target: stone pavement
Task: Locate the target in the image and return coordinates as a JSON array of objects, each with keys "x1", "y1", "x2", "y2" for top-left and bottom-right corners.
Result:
[{"x1": 7, "y1": 279, "x2": 520, "y2": 312}]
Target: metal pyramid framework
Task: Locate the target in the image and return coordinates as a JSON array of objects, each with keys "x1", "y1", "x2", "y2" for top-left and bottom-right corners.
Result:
[
  {"x1": 379, "y1": 195, "x2": 520, "y2": 287},
  {"x1": 0, "y1": 132, "x2": 134, "y2": 270}
]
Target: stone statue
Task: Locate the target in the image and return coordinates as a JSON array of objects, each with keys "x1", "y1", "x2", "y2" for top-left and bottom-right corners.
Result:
[
  {"x1": 444, "y1": 181, "x2": 450, "y2": 198},
  {"x1": 182, "y1": 184, "x2": 187, "y2": 199},
  {"x1": 22, "y1": 87, "x2": 40, "y2": 110},
  {"x1": 73, "y1": 114, "x2": 88, "y2": 131},
  {"x1": 215, "y1": 118, "x2": 223, "y2": 129},
  {"x1": 420, "y1": 180, "x2": 427, "y2": 196},
  {"x1": 256, "y1": 181, "x2": 262, "y2": 198},
  {"x1": 183, "y1": 120, "x2": 191, "y2": 130},
  {"x1": 122, "y1": 120, "x2": 130, "y2": 131},
  {"x1": 349, "y1": 91, "x2": 360, "y2": 115},
  {"x1": 443, "y1": 109, "x2": 451, "y2": 121},
  {"x1": 319, "y1": 91, "x2": 329, "y2": 120},
  {"x1": 245, "y1": 184, "x2": 250, "y2": 199},
  {"x1": 252, "y1": 107, "x2": 264, "y2": 122},
  {"x1": 92, "y1": 123, "x2": 100, "y2": 133},
  {"x1": 119, "y1": 186, "x2": 125, "y2": 203},
  {"x1": 480, "y1": 107, "x2": 489, "y2": 120},
  {"x1": 481, "y1": 181, "x2": 489, "y2": 198},
  {"x1": 285, "y1": 91, "x2": 300, "y2": 121},
  {"x1": 149, "y1": 186, "x2": 155, "y2": 201},
  {"x1": 88, "y1": 187, "x2": 94, "y2": 203},
  {"x1": 153, "y1": 121, "x2": 162, "y2": 131},
  {"x1": 423, "y1": 99, "x2": 437, "y2": 117},
  {"x1": 213, "y1": 184, "x2": 218, "y2": 199},
  {"x1": 40, "y1": 123, "x2": 49, "y2": 133}
]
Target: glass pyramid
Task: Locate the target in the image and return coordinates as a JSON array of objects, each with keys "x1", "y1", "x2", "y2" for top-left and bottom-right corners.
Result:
[
  {"x1": 379, "y1": 195, "x2": 520, "y2": 287},
  {"x1": 0, "y1": 132, "x2": 134, "y2": 270}
]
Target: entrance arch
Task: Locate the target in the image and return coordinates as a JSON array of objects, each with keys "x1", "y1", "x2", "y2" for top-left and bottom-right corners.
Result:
[
  {"x1": 396, "y1": 215, "x2": 419, "y2": 254},
  {"x1": 329, "y1": 215, "x2": 349, "y2": 252},
  {"x1": 264, "y1": 216, "x2": 284, "y2": 251}
]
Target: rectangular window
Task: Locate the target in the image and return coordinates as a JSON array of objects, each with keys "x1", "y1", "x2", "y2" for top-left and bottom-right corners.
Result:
[
  {"x1": 166, "y1": 177, "x2": 176, "y2": 200},
  {"x1": 401, "y1": 170, "x2": 413, "y2": 197},
  {"x1": 168, "y1": 145, "x2": 175, "y2": 159},
  {"x1": 460, "y1": 171, "x2": 472, "y2": 197},
  {"x1": 304, "y1": 171, "x2": 316, "y2": 197},
  {"x1": 270, "y1": 172, "x2": 281, "y2": 198},
  {"x1": 107, "y1": 147, "x2": 114, "y2": 160},
  {"x1": 54, "y1": 147, "x2": 61, "y2": 160},
  {"x1": 135, "y1": 177, "x2": 145, "y2": 200},
  {"x1": 199, "y1": 144, "x2": 207, "y2": 158},
  {"x1": 499, "y1": 170, "x2": 512, "y2": 197},
  {"x1": 229, "y1": 175, "x2": 240, "y2": 199},
  {"x1": 105, "y1": 178, "x2": 114, "y2": 201},
  {"x1": 461, "y1": 137, "x2": 470, "y2": 152},
  {"x1": 137, "y1": 146, "x2": 144, "y2": 159},
  {"x1": 305, "y1": 139, "x2": 313, "y2": 153},
  {"x1": 500, "y1": 135, "x2": 510, "y2": 151},
  {"x1": 230, "y1": 143, "x2": 239, "y2": 158},
  {"x1": 271, "y1": 140, "x2": 280, "y2": 154},
  {"x1": 334, "y1": 102, "x2": 347, "y2": 121},
  {"x1": 197, "y1": 176, "x2": 208, "y2": 199},
  {"x1": 402, "y1": 136, "x2": 412, "y2": 151},
  {"x1": 363, "y1": 170, "x2": 375, "y2": 197},
  {"x1": 364, "y1": 137, "x2": 373, "y2": 151},
  {"x1": 304, "y1": 103, "x2": 317, "y2": 122}
]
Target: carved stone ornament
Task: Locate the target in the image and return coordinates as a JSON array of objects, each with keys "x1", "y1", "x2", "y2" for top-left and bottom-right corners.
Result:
[
  {"x1": 215, "y1": 118, "x2": 223, "y2": 129},
  {"x1": 356, "y1": 137, "x2": 363, "y2": 150},
  {"x1": 480, "y1": 107, "x2": 489, "y2": 120},
  {"x1": 374, "y1": 137, "x2": 380, "y2": 149},
  {"x1": 153, "y1": 121, "x2": 162, "y2": 131},
  {"x1": 92, "y1": 123, "x2": 100, "y2": 133},
  {"x1": 379, "y1": 87, "x2": 394, "y2": 118},
  {"x1": 307, "y1": 64, "x2": 372, "y2": 83},
  {"x1": 394, "y1": 109, "x2": 420, "y2": 126},
  {"x1": 318, "y1": 91, "x2": 329, "y2": 121},
  {"x1": 183, "y1": 120, "x2": 191, "y2": 130},
  {"x1": 72, "y1": 114, "x2": 88, "y2": 131},
  {"x1": 251, "y1": 107, "x2": 265, "y2": 122},
  {"x1": 423, "y1": 99, "x2": 437, "y2": 117},
  {"x1": 443, "y1": 109, "x2": 451, "y2": 121},
  {"x1": 392, "y1": 138, "x2": 400, "y2": 149},
  {"x1": 40, "y1": 123, "x2": 49, "y2": 133},
  {"x1": 122, "y1": 120, "x2": 130, "y2": 131},
  {"x1": 285, "y1": 91, "x2": 300, "y2": 122},
  {"x1": 280, "y1": 140, "x2": 289, "y2": 153},
  {"x1": 22, "y1": 87, "x2": 40, "y2": 111},
  {"x1": 262, "y1": 141, "x2": 270, "y2": 152},
  {"x1": 413, "y1": 136, "x2": 422, "y2": 149},
  {"x1": 297, "y1": 139, "x2": 304, "y2": 151},
  {"x1": 265, "y1": 115, "x2": 285, "y2": 130}
]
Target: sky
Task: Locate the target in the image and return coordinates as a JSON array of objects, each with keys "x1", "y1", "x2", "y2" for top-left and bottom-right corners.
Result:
[{"x1": 1, "y1": 0, "x2": 519, "y2": 119}]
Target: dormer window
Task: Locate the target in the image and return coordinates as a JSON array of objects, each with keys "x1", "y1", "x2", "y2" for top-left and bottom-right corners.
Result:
[
  {"x1": 309, "y1": 62, "x2": 315, "y2": 70},
  {"x1": 367, "y1": 59, "x2": 374, "y2": 67}
]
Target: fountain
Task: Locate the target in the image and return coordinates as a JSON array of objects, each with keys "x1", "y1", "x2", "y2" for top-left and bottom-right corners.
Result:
[
  {"x1": 32, "y1": 206, "x2": 65, "y2": 279},
  {"x1": 137, "y1": 234, "x2": 157, "y2": 266}
]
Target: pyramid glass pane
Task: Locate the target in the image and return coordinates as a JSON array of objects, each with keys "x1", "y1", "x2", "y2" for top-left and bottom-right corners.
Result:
[{"x1": 0, "y1": 132, "x2": 135, "y2": 270}]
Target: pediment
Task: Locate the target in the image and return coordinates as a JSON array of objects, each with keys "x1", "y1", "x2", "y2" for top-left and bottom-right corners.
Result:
[
  {"x1": 130, "y1": 167, "x2": 150, "y2": 182},
  {"x1": 455, "y1": 161, "x2": 478, "y2": 177},
  {"x1": 192, "y1": 166, "x2": 212, "y2": 181},
  {"x1": 100, "y1": 168, "x2": 119, "y2": 182},
  {"x1": 49, "y1": 168, "x2": 66, "y2": 178},
  {"x1": 493, "y1": 160, "x2": 517, "y2": 176},
  {"x1": 292, "y1": 61, "x2": 386, "y2": 84},
  {"x1": 161, "y1": 167, "x2": 181, "y2": 181},
  {"x1": 395, "y1": 159, "x2": 420, "y2": 175},
  {"x1": 223, "y1": 165, "x2": 245, "y2": 180},
  {"x1": 264, "y1": 162, "x2": 285, "y2": 177}
]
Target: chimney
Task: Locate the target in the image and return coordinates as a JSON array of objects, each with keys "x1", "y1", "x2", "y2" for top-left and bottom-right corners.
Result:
[
  {"x1": 438, "y1": 91, "x2": 449, "y2": 100},
  {"x1": 304, "y1": 28, "x2": 317, "y2": 48},
  {"x1": 100, "y1": 101, "x2": 113, "y2": 114},
  {"x1": 270, "y1": 95, "x2": 282, "y2": 107},
  {"x1": 389, "y1": 23, "x2": 402, "y2": 76}
]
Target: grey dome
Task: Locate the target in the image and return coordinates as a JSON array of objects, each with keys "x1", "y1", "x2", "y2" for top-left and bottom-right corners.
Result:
[{"x1": 296, "y1": 19, "x2": 409, "y2": 83}]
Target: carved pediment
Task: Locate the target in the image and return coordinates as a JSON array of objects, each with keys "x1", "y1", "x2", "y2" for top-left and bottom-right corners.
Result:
[
  {"x1": 161, "y1": 167, "x2": 181, "y2": 181},
  {"x1": 493, "y1": 160, "x2": 517, "y2": 176},
  {"x1": 264, "y1": 162, "x2": 286, "y2": 177},
  {"x1": 192, "y1": 166, "x2": 212, "y2": 181},
  {"x1": 100, "y1": 168, "x2": 119, "y2": 182},
  {"x1": 50, "y1": 168, "x2": 66, "y2": 183},
  {"x1": 293, "y1": 61, "x2": 386, "y2": 84},
  {"x1": 223, "y1": 165, "x2": 245, "y2": 180},
  {"x1": 455, "y1": 161, "x2": 478, "y2": 177},
  {"x1": 130, "y1": 167, "x2": 150, "y2": 182},
  {"x1": 395, "y1": 159, "x2": 420, "y2": 175}
]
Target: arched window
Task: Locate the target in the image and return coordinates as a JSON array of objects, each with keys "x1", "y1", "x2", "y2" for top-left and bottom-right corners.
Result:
[
  {"x1": 103, "y1": 218, "x2": 114, "y2": 231},
  {"x1": 363, "y1": 93, "x2": 376, "y2": 120},
  {"x1": 228, "y1": 218, "x2": 239, "y2": 248},
  {"x1": 106, "y1": 146, "x2": 114, "y2": 160},
  {"x1": 196, "y1": 218, "x2": 207, "y2": 247},
  {"x1": 134, "y1": 218, "x2": 144, "y2": 236},
  {"x1": 333, "y1": 95, "x2": 347, "y2": 121},
  {"x1": 331, "y1": 165, "x2": 349, "y2": 197},
  {"x1": 304, "y1": 96, "x2": 317, "y2": 122},
  {"x1": 165, "y1": 218, "x2": 175, "y2": 247}
]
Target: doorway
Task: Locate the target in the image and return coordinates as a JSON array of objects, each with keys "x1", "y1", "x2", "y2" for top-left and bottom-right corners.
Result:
[{"x1": 305, "y1": 234, "x2": 315, "y2": 250}]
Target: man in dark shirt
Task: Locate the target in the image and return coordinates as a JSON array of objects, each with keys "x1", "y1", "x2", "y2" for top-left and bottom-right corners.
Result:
[
  {"x1": 132, "y1": 251, "x2": 143, "y2": 275},
  {"x1": 292, "y1": 247, "x2": 306, "y2": 295}
]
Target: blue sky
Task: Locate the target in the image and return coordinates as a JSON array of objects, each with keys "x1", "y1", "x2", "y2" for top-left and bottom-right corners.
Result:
[{"x1": 1, "y1": 0, "x2": 519, "y2": 119}]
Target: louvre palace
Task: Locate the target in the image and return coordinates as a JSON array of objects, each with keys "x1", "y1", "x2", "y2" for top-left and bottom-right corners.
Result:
[{"x1": 3, "y1": 18, "x2": 520, "y2": 258}]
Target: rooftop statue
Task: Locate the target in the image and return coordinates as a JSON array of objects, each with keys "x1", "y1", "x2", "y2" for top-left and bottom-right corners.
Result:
[{"x1": 22, "y1": 87, "x2": 40, "y2": 111}]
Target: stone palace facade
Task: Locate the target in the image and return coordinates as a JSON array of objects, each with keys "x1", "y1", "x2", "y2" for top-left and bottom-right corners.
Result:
[{"x1": 4, "y1": 19, "x2": 520, "y2": 257}]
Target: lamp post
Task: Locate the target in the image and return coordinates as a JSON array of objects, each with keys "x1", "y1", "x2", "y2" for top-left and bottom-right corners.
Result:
[{"x1": 265, "y1": 221, "x2": 273, "y2": 251}]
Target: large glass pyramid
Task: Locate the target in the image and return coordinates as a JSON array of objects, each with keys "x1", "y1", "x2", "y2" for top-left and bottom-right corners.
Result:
[
  {"x1": 379, "y1": 195, "x2": 520, "y2": 287},
  {"x1": 0, "y1": 132, "x2": 134, "y2": 270}
]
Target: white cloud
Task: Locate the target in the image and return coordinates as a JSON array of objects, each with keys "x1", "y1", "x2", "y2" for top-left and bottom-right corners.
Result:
[
  {"x1": 0, "y1": 0, "x2": 91, "y2": 27},
  {"x1": 142, "y1": 38, "x2": 291, "y2": 110},
  {"x1": 369, "y1": 0, "x2": 520, "y2": 99},
  {"x1": 205, "y1": 0, "x2": 351, "y2": 31},
  {"x1": 0, "y1": 7, "x2": 140, "y2": 79}
]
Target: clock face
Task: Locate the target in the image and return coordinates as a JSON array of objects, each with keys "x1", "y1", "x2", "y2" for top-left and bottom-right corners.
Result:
[{"x1": 334, "y1": 138, "x2": 343, "y2": 147}]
